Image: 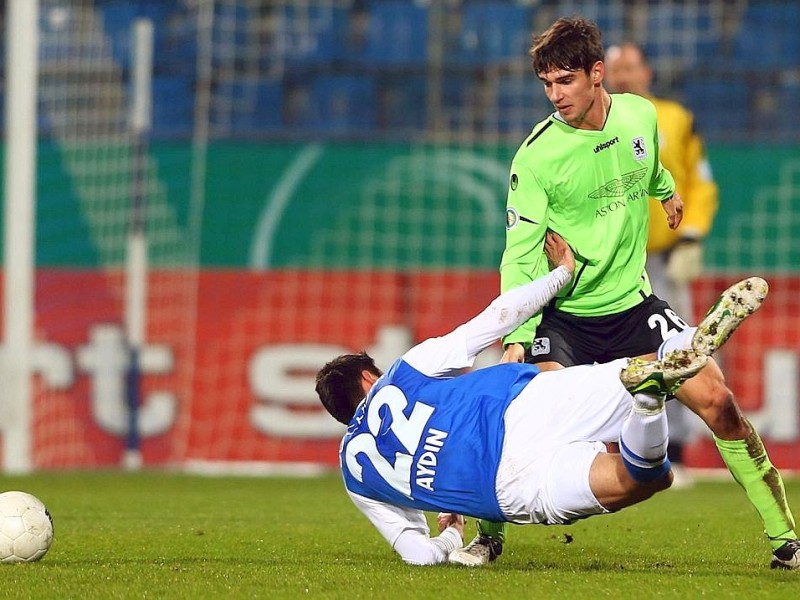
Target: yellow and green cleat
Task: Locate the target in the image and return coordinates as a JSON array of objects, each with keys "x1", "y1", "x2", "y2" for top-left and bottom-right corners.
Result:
[
  {"x1": 692, "y1": 276, "x2": 768, "y2": 356},
  {"x1": 620, "y1": 350, "x2": 708, "y2": 397}
]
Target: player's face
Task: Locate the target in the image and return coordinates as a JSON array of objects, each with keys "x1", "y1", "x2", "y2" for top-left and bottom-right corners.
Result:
[{"x1": 538, "y1": 67, "x2": 598, "y2": 127}]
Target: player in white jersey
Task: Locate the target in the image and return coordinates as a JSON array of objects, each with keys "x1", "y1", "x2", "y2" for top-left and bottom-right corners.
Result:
[{"x1": 316, "y1": 233, "x2": 715, "y2": 566}]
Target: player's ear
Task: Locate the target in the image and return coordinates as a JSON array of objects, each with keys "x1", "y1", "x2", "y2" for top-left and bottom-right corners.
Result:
[
  {"x1": 360, "y1": 369, "x2": 379, "y2": 393},
  {"x1": 592, "y1": 60, "x2": 604, "y2": 85}
]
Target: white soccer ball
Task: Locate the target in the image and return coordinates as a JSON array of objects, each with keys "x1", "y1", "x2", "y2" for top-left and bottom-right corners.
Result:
[{"x1": 0, "y1": 491, "x2": 54, "y2": 563}]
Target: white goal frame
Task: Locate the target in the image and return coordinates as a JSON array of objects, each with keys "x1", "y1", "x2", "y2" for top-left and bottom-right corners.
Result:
[{"x1": 2, "y1": 0, "x2": 39, "y2": 474}]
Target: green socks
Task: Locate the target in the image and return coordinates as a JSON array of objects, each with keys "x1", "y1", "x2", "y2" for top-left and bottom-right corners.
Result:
[
  {"x1": 715, "y1": 422, "x2": 797, "y2": 550},
  {"x1": 477, "y1": 519, "x2": 506, "y2": 544}
]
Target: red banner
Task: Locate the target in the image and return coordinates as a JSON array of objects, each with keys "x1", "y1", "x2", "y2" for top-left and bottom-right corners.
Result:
[{"x1": 2, "y1": 271, "x2": 798, "y2": 470}]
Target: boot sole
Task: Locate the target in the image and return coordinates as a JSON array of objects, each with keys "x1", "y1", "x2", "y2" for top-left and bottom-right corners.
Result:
[{"x1": 692, "y1": 277, "x2": 768, "y2": 355}]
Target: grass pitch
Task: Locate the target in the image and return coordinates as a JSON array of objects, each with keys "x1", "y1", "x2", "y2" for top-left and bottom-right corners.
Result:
[{"x1": 0, "y1": 472, "x2": 797, "y2": 598}]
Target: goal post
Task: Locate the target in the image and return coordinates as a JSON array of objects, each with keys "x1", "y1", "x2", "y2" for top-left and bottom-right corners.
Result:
[{"x1": 2, "y1": 0, "x2": 39, "y2": 474}]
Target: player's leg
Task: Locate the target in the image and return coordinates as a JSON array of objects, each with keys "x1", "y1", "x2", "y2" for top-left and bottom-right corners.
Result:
[
  {"x1": 591, "y1": 392, "x2": 673, "y2": 509},
  {"x1": 549, "y1": 351, "x2": 707, "y2": 519},
  {"x1": 451, "y1": 352, "x2": 704, "y2": 567},
  {"x1": 460, "y1": 305, "x2": 675, "y2": 565},
  {"x1": 587, "y1": 451, "x2": 670, "y2": 510},
  {"x1": 539, "y1": 440, "x2": 671, "y2": 529},
  {"x1": 673, "y1": 357, "x2": 799, "y2": 567},
  {"x1": 615, "y1": 349, "x2": 705, "y2": 480},
  {"x1": 675, "y1": 359, "x2": 799, "y2": 568},
  {"x1": 560, "y1": 352, "x2": 707, "y2": 515},
  {"x1": 664, "y1": 278, "x2": 799, "y2": 569},
  {"x1": 454, "y1": 437, "x2": 673, "y2": 568},
  {"x1": 478, "y1": 353, "x2": 699, "y2": 540},
  {"x1": 590, "y1": 349, "x2": 705, "y2": 509}
]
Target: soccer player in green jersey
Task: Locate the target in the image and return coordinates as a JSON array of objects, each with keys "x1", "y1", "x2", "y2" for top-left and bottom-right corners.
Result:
[{"x1": 450, "y1": 16, "x2": 799, "y2": 570}]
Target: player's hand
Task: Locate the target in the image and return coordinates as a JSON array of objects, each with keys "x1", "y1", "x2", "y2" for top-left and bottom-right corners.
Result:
[
  {"x1": 437, "y1": 512, "x2": 465, "y2": 536},
  {"x1": 544, "y1": 230, "x2": 575, "y2": 274},
  {"x1": 500, "y1": 343, "x2": 526, "y2": 363},
  {"x1": 661, "y1": 192, "x2": 684, "y2": 230},
  {"x1": 667, "y1": 239, "x2": 703, "y2": 285}
]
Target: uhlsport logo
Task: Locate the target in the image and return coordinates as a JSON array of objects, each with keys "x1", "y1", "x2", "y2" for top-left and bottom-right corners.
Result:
[{"x1": 593, "y1": 136, "x2": 619, "y2": 154}]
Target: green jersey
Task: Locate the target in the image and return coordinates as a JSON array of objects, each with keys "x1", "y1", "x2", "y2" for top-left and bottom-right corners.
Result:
[{"x1": 500, "y1": 93, "x2": 675, "y2": 346}]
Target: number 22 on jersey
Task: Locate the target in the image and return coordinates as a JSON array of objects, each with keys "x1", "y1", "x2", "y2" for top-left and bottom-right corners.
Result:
[{"x1": 345, "y1": 385, "x2": 434, "y2": 498}]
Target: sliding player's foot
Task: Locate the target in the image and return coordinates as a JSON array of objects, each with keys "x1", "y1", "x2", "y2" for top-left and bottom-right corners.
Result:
[
  {"x1": 692, "y1": 277, "x2": 768, "y2": 356},
  {"x1": 620, "y1": 350, "x2": 707, "y2": 397},
  {"x1": 448, "y1": 534, "x2": 502, "y2": 567}
]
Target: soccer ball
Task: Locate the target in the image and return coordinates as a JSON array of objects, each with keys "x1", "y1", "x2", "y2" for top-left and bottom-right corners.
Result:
[{"x1": 0, "y1": 491, "x2": 54, "y2": 563}]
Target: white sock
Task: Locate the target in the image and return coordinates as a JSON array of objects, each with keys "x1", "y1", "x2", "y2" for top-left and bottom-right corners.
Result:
[
  {"x1": 619, "y1": 401, "x2": 670, "y2": 482},
  {"x1": 657, "y1": 327, "x2": 697, "y2": 359},
  {"x1": 631, "y1": 392, "x2": 664, "y2": 414}
]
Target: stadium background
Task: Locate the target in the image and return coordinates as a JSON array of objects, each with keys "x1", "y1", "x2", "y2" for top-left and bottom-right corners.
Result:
[{"x1": 0, "y1": 0, "x2": 798, "y2": 471}]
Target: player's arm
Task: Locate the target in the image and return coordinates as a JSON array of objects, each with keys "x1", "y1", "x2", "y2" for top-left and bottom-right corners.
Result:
[
  {"x1": 649, "y1": 120, "x2": 680, "y2": 229},
  {"x1": 499, "y1": 162, "x2": 551, "y2": 349},
  {"x1": 404, "y1": 232, "x2": 573, "y2": 377},
  {"x1": 347, "y1": 490, "x2": 464, "y2": 566}
]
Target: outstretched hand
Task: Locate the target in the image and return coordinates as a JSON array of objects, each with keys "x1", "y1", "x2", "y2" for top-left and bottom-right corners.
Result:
[{"x1": 544, "y1": 230, "x2": 575, "y2": 274}]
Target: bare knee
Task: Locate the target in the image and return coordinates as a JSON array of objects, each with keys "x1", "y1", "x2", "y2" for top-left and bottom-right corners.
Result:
[
  {"x1": 607, "y1": 471, "x2": 672, "y2": 511},
  {"x1": 592, "y1": 455, "x2": 673, "y2": 512}
]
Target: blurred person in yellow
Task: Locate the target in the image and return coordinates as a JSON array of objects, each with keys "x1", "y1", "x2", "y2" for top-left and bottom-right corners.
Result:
[{"x1": 605, "y1": 42, "x2": 718, "y2": 487}]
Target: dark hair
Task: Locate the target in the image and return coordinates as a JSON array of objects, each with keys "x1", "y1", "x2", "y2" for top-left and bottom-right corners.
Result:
[
  {"x1": 315, "y1": 352, "x2": 383, "y2": 425},
  {"x1": 529, "y1": 17, "x2": 604, "y2": 76}
]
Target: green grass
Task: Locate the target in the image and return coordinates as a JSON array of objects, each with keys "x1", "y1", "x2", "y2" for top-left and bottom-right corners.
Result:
[{"x1": 0, "y1": 473, "x2": 798, "y2": 598}]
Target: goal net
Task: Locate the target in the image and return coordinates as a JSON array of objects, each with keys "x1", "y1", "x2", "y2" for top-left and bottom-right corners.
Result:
[{"x1": 5, "y1": 0, "x2": 799, "y2": 472}]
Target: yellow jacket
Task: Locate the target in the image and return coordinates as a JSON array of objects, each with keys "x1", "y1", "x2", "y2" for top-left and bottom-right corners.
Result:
[{"x1": 648, "y1": 96, "x2": 718, "y2": 252}]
